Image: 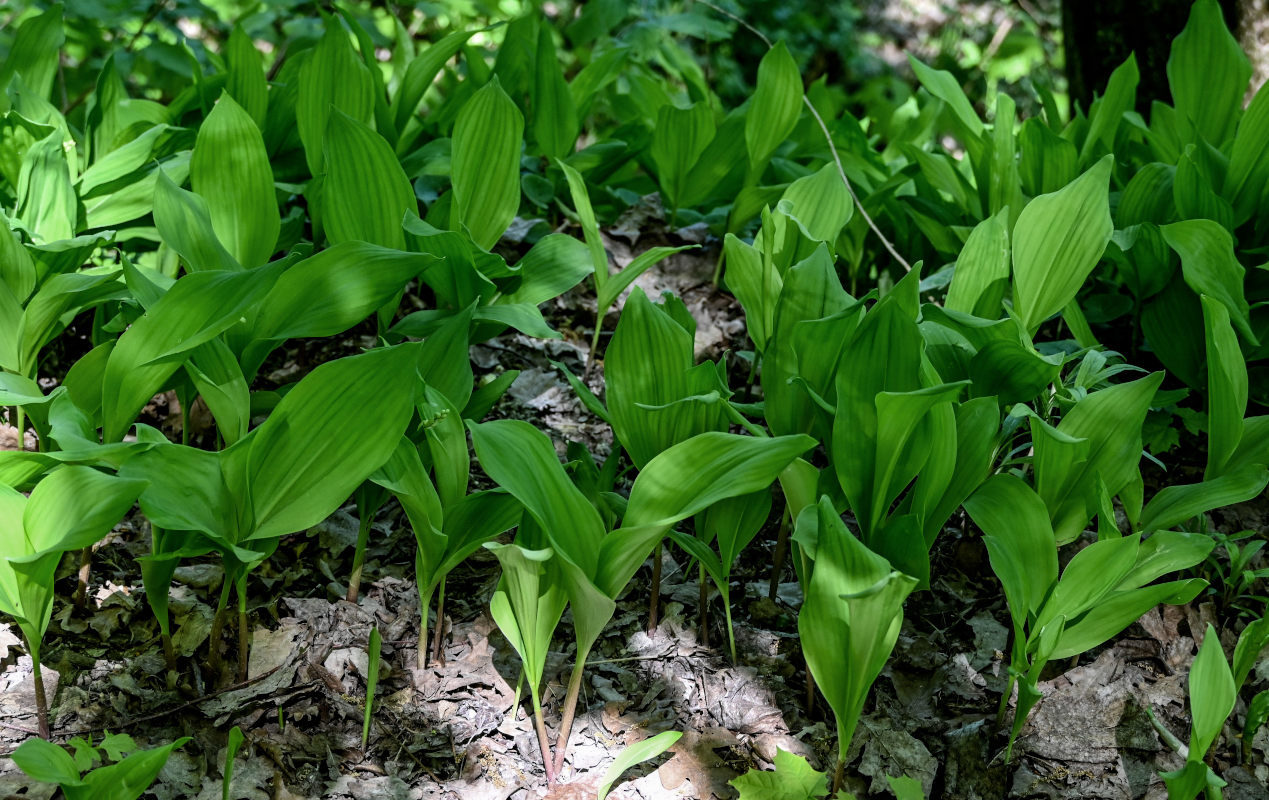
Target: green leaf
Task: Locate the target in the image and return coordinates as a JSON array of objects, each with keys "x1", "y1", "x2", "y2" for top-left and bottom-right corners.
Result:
[
  {"x1": 361, "y1": 627, "x2": 381, "y2": 748},
  {"x1": 597, "y1": 731, "x2": 683, "y2": 800},
  {"x1": 191, "y1": 92, "x2": 278, "y2": 268},
  {"x1": 1202, "y1": 295, "x2": 1248, "y2": 480},
  {"x1": 16, "y1": 131, "x2": 75, "y2": 244},
  {"x1": 222, "y1": 726, "x2": 244, "y2": 800},
  {"x1": 745, "y1": 42, "x2": 803, "y2": 172},
  {"x1": 242, "y1": 344, "x2": 421, "y2": 540},
  {"x1": 1050, "y1": 579, "x2": 1207, "y2": 660},
  {"x1": 605, "y1": 288, "x2": 728, "y2": 467},
  {"x1": 798, "y1": 497, "x2": 917, "y2": 761},
  {"x1": 186, "y1": 339, "x2": 251, "y2": 444},
  {"x1": 22, "y1": 465, "x2": 146, "y2": 555},
  {"x1": 102, "y1": 265, "x2": 281, "y2": 442},
  {"x1": 1080, "y1": 54, "x2": 1137, "y2": 163},
  {"x1": 484, "y1": 542, "x2": 567, "y2": 701},
  {"x1": 496, "y1": 233, "x2": 593, "y2": 307},
  {"x1": 0, "y1": 5, "x2": 65, "y2": 101},
  {"x1": 964, "y1": 475, "x2": 1057, "y2": 624},
  {"x1": 154, "y1": 169, "x2": 240, "y2": 272},
  {"x1": 1034, "y1": 372, "x2": 1163, "y2": 544},
  {"x1": 652, "y1": 101, "x2": 715, "y2": 216},
  {"x1": 1188, "y1": 624, "x2": 1236, "y2": 759},
  {"x1": 532, "y1": 24, "x2": 577, "y2": 159},
  {"x1": 12, "y1": 738, "x2": 83, "y2": 787},
  {"x1": 599, "y1": 432, "x2": 815, "y2": 601},
  {"x1": 246, "y1": 243, "x2": 435, "y2": 357},
  {"x1": 224, "y1": 26, "x2": 267, "y2": 127},
  {"x1": 1167, "y1": 0, "x2": 1250, "y2": 146},
  {"x1": 1162, "y1": 219, "x2": 1255, "y2": 344},
  {"x1": 730, "y1": 748, "x2": 828, "y2": 800},
  {"x1": 392, "y1": 29, "x2": 480, "y2": 136},
  {"x1": 945, "y1": 209, "x2": 1010, "y2": 318},
  {"x1": 556, "y1": 160, "x2": 607, "y2": 283},
  {"x1": 724, "y1": 234, "x2": 782, "y2": 353},
  {"x1": 323, "y1": 110, "x2": 414, "y2": 250},
  {"x1": 1139, "y1": 464, "x2": 1269, "y2": 533},
  {"x1": 451, "y1": 78, "x2": 524, "y2": 250},
  {"x1": 1224, "y1": 79, "x2": 1269, "y2": 225},
  {"x1": 1012, "y1": 155, "x2": 1113, "y2": 335},
  {"x1": 907, "y1": 56, "x2": 985, "y2": 139},
  {"x1": 297, "y1": 21, "x2": 375, "y2": 176},
  {"x1": 778, "y1": 163, "x2": 853, "y2": 245},
  {"x1": 596, "y1": 245, "x2": 696, "y2": 312}
]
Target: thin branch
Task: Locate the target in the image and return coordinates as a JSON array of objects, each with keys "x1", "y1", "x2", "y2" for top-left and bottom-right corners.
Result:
[{"x1": 694, "y1": 0, "x2": 914, "y2": 273}]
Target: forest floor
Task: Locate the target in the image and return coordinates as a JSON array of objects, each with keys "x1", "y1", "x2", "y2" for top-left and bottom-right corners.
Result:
[{"x1": 0, "y1": 211, "x2": 1267, "y2": 800}]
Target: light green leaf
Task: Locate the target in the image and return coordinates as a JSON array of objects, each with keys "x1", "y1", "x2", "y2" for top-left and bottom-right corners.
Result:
[
  {"x1": 1188, "y1": 624, "x2": 1236, "y2": 758},
  {"x1": 1167, "y1": 0, "x2": 1250, "y2": 146},
  {"x1": 652, "y1": 101, "x2": 715, "y2": 216},
  {"x1": 745, "y1": 42, "x2": 803, "y2": 171},
  {"x1": 451, "y1": 78, "x2": 524, "y2": 250},
  {"x1": 154, "y1": 169, "x2": 240, "y2": 272},
  {"x1": 225, "y1": 26, "x2": 267, "y2": 127},
  {"x1": 1012, "y1": 155, "x2": 1113, "y2": 335},
  {"x1": 191, "y1": 92, "x2": 279, "y2": 268},
  {"x1": 598, "y1": 731, "x2": 683, "y2": 800},
  {"x1": 297, "y1": 21, "x2": 375, "y2": 176},
  {"x1": 730, "y1": 748, "x2": 828, "y2": 800},
  {"x1": 323, "y1": 110, "x2": 414, "y2": 249},
  {"x1": 1162, "y1": 219, "x2": 1255, "y2": 343},
  {"x1": 532, "y1": 24, "x2": 577, "y2": 159}
]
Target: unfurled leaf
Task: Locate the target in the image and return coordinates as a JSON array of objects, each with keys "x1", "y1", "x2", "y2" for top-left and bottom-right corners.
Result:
[
  {"x1": 1012, "y1": 156, "x2": 1113, "y2": 335},
  {"x1": 532, "y1": 24, "x2": 577, "y2": 159},
  {"x1": 597, "y1": 731, "x2": 683, "y2": 800},
  {"x1": 1167, "y1": 0, "x2": 1250, "y2": 146},
  {"x1": 746, "y1": 42, "x2": 803, "y2": 172},
  {"x1": 652, "y1": 101, "x2": 715, "y2": 217},
  {"x1": 191, "y1": 92, "x2": 279, "y2": 268},
  {"x1": 297, "y1": 21, "x2": 375, "y2": 176},
  {"x1": 322, "y1": 110, "x2": 415, "y2": 250},
  {"x1": 154, "y1": 170, "x2": 240, "y2": 272},
  {"x1": 451, "y1": 78, "x2": 523, "y2": 250}
]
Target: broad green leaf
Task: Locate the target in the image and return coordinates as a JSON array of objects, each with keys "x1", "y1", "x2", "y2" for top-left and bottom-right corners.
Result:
[
  {"x1": 1225, "y1": 79, "x2": 1269, "y2": 224},
  {"x1": 16, "y1": 269, "x2": 124, "y2": 376},
  {"x1": 1139, "y1": 464, "x2": 1269, "y2": 533},
  {"x1": 1035, "y1": 534, "x2": 1140, "y2": 631},
  {"x1": 1162, "y1": 219, "x2": 1255, "y2": 343},
  {"x1": 191, "y1": 93, "x2": 279, "y2": 268},
  {"x1": 0, "y1": 5, "x2": 65, "y2": 101},
  {"x1": 1167, "y1": 0, "x2": 1250, "y2": 146},
  {"x1": 724, "y1": 234, "x2": 781, "y2": 353},
  {"x1": 323, "y1": 110, "x2": 414, "y2": 249},
  {"x1": 102, "y1": 265, "x2": 280, "y2": 442},
  {"x1": 1034, "y1": 372, "x2": 1163, "y2": 544},
  {"x1": 907, "y1": 56, "x2": 984, "y2": 139},
  {"x1": 243, "y1": 344, "x2": 421, "y2": 540},
  {"x1": 778, "y1": 163, "x2": 853, "y2": 245},
  {"x1": 0, "y1": 213, "x2": 37, "y2": 303},
  {"x1": 22, "y1": 465, "x2": 145, "y2": 555},
  {"x1": 945, "y1": 209, "x2": 1009, "y2": 318},
  {"x1": 598, "y1": 731, "x2": 683, "y2": 800},
  {"x1": 1173, "y1": 146, "x2": 1234, "y2": 229},
  {"x1": 496, "y1": 233, "x2": 593, "y2": 307},
  {"x1": 186, "y1": 339, "x2": 251, "y2": 444},
  {"x1": 729, "y1": 748, "x2": 828, "y2": 800},
  {"x1": 451, "y1": 78, "x2": 523, "y2": 250},
  {"x1": 798, "y1": 497, "x2": 916, "y2": 761},
  {"x1": 296, "y1": 21, "x2": 375, "y2": 176},
  {"x1": 468, "y1": 418, "x2": 605, "y2": 577},
  {"x1": 16, "y1": 131, "x2": 75, "y2": 244},
  {"x1": 392, "y1": 29, "x2": 479, "y2": 135},
  {"x1": 1012, "y1": 155, "x2": 1113, "y2": 335},
  {"x1": 964, "y1": 475, "x2": 1057, "y2": 622},
  {"x1": 1202, "y1": 295, "x2": 1247, "y2": 479},
  {"x1": 247, "y1": 243, "x2": 435, "y2": 350},
  {"x1": 605, "y1": 288, "x2": 728, "y2": 467},
  {"x1": 11, "y1": 739, "x2": 83, "y2": 787},
  {"x1": 154, "y1": 170, "x2": 240, "y2": 272},
  {"x1": 1050, "y1": 579, "x2": 1206, "y2": 660},
  {"x1": 121, "y1": 443, "x2": 237, "y2": 542},
  {"x1": 1116, "y1": 163, "x2": 1176, "y2": 227},
  {"x1": 1188, "y1": 624, "x2": 1236, "y2": 758},
  {"x1": 532, "y1": 24, "x2": 577, "y2": 159},
  {"x1": 485, "y1": 543, "x2": 566, "y2": 702},
  {"x1": 1080, "y1": 54, "x2": 1137, "y2": 163},
  {"x1": 745, "y1": 42, "x2": 803, "y2": 172},
  {"x1": 225, "y1": 26, "x2": 267, "y2": 127},
  {"x1": 598, "y1": 432, "x2": 815, "y2": 597},
  {"x1": 652, "y1": 101, "x2": 714, "y2": 216}
]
